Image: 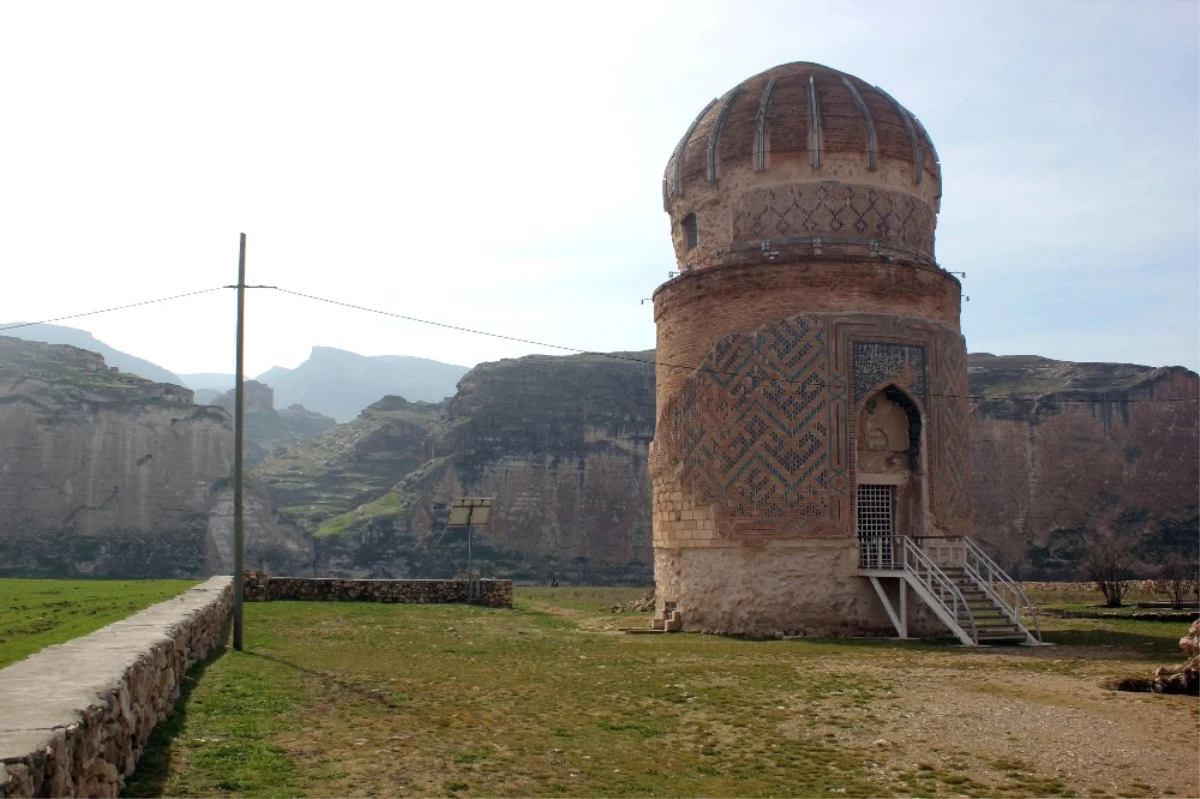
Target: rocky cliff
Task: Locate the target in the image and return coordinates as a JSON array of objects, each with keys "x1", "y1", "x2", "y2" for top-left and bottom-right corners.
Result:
[
  {"x1": 259, "y1": 354, "x2": 657, "y2": 583},
  {"x1": 0, "y1": 336, "x2": 232, "y2": 577},
  {"x1": 211, "y1": 380, "x2": 336, "y2": 464},
  {"x1": 256, "y1": 347, "x2": 469, "y2": 422},
  {"x1": 967, "y1": 355, "x2": 1199, "y2": 577},
  {"x1": 253, "y1": 349, "x2": 1196, "y2": 583}
]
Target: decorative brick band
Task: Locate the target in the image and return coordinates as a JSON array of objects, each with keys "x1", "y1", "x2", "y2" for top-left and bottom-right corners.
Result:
[
  {"x1": 243, "y1": 573, "x2": 514, "y2": 609},
  {"x1": 0, "y1": 577, "x2": 232, "y2": 798},
  {"x1": 732, "y1": 182, "x2": 935, "y2": 259}
]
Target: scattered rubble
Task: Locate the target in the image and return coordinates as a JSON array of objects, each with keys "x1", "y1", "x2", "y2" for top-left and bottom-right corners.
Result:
[{"x1": 608, "y1": 592, "x2": 654, "y2": 613}]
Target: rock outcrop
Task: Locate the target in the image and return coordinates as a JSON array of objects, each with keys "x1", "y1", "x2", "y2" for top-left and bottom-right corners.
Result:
[
  {"x1": 252, "y1": 350, "x2": 1196, "y2": 584},
  {"x1": 968, "y1": 355, "x2": 1199, "y2": 577},
  {"x1": 0, "y1": 337, "x2": 233, "y2": 577},
  {"x1": 210, "y1": 380, "x2": 335, "y2": 465},
  {"x1": 256, "y1": 347, "x2": 469, "y2": 422},
  {"x1": 1152, "y1": 619, "x2": 1199, "y2": 695},
  {"x1": 261, "y1": 354, "x2": 657, "y2": 583}
]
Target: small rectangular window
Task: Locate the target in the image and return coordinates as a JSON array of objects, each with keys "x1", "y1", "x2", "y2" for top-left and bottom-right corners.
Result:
[{"x1": 683, "y1": 214, "x2": 698, "y2": 250}]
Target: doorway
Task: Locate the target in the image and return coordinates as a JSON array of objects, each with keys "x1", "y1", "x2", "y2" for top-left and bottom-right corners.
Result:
[{"x1": 857, "y1": 483, "x2": 896, "y2": 568}]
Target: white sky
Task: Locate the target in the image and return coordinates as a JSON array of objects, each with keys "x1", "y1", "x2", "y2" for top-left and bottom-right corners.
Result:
[{"x1": 1, "y1": 0, "x2": 1197, "y2": 376}]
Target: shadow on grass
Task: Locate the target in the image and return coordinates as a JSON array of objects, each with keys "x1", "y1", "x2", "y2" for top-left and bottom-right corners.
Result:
[
  {"x1": 1040, "y1": 627, "x2": 1183, "y2": 657},
  {"x1": 243, "y1": 650, "x2": 407, "y2": 710},
  {"x1": 121, "y1": 644, "x2": 229, "y2": 798}
]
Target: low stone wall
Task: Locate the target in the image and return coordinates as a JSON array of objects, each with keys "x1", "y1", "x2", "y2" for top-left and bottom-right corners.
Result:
[
  {"x1": 0, "y1": 576, "x2": 232, "y2": 798},
  {"x1": 245, "y1": 573, "x2": 513, "y2": 608}
]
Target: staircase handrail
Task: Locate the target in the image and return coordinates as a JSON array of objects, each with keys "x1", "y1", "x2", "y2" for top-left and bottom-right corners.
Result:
[
  {"x1": 962, "y1": 537, "x2": 1042, "y2": 643},
  {"x1": 899, "y1": 536, "x2": 978, "y2": 644}
]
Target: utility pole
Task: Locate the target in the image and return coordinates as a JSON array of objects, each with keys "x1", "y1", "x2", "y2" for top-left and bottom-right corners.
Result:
[{"x1": 233, "y1": 233, "x2": 247, "y2": 651}]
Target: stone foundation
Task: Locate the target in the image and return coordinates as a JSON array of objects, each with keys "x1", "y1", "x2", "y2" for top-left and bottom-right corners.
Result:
[
  {"x1": 244, "y1": 573, "x2": 514, "y2": 608},
  {"x1": 654, "y1": 543, "x2": 941, "y2": 637},
  {"x1": 0, "y1": 577, "x2": 232, "y2": 798}
]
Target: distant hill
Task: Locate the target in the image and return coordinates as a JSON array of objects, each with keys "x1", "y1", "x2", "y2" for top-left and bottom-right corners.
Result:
[
  {"x1": 255, "y1": 366, "x2": 293, "y2": 386},
  {"x1": 0, "y1": 323, "x2": 183, "y2": 385},
  {"x1": 193, "y1": 388, "x2": 222, "y2": 405},
  {"x1": 179, "y1": 372, "x2": 235, "y2": 392},
  {"x1": 256, "y1": 347, "x2": 468, "y2": 422}
]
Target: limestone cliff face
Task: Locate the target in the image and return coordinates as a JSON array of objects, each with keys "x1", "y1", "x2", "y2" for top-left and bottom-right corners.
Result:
[
  {"x1": 252, "y1": 349, "x2": 1197, "y2": 583},
  {"x1": 967, "y1": 355, "x2": 1199, "y2": 577},
  {"x1": 211, "y1": 380, "x2": 336, "y2": 465},
  {"x1": 406, "y1": 352, "x2": 655, "y2": 582},
  {"x1": 0, "y1": 337, "x2": 233, "y2": 577},
  {"x1": 289, "y1": 354, "x2": 656, "y2": 583}
]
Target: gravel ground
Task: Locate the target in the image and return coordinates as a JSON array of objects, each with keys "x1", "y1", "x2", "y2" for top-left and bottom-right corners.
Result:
[{"x1": 805, "y1": 650, "x2": 1199, "y2": 797}]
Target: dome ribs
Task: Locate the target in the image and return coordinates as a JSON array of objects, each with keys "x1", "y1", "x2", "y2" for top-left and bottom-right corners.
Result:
[
  {"x1": 663, "y1": 62, "x2": 941, "y2": 223},
  {"x1": 669, "y1": 96, "x2": 719, "y2": 199},
  {"x1": 910, "y1": 114, "x2": 942, "y2": 204},
  {"x1": 841, "y1": 78, "x2": 878, "y2": 170},
  {"x1": 766, "y1": 73, "x2": 812, "y2": 160},
  {"x1": 754, "y1": 77, "x2": 778, "y2": 171},
  {"x1": 808, "y1": 74, "x2": 822, "y2": 168},
  {"x1": 707, "y1": 85, "x2": 743, "y2": 183},
  {"x1": 812, "y1": 72, "x2": 867, "y2": 158},
  {"x1": 718, "y1": 76, "x2": 765, "y2": 172},
  {"x1": 681, "y1": 106, "x2": 719, "y2": 187},
  {"x1": 874, "y1": 85, "x2": 923, "y2": 183}
]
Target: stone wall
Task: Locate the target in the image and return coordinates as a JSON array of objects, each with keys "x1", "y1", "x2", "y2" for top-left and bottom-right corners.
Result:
[
  {"x1": 0, "y1": 577, "x2": 232, "y2": 798},
  {"x1": 245, "y1": 574, "x2": 514, "y2": 608}
]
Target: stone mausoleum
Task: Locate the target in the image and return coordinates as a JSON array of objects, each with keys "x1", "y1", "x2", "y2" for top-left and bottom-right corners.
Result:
[{"x1": 649, "y1": 62, "x2": 1031, "y2": 642}]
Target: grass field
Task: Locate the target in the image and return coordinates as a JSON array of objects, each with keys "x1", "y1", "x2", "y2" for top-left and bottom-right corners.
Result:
[
  {"x1": 0, "y1": 578, "x2": 198, "y2": 669},
  {"x1": 122, "y1": 587, "x2": 1199, "y2": 799}
]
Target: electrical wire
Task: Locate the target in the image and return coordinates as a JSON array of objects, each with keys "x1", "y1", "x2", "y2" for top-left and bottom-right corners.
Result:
[
  {"x1": 0, "y1": 287, "x2": 226, "y2": 332},
  {"x1": 1, "y1": 284, "x2": 1192, "y2": 405},
  {"x1": 270, "y1": 287, "x2": 1199, "y2": 405}
]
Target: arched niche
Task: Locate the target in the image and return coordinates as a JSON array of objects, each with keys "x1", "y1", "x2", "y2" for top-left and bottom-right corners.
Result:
[{"x1": 855, "y1": 386, "x2": 925, "y2": 551}]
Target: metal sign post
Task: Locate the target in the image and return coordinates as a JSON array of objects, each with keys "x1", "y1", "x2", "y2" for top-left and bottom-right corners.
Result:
[{"x1": 448, "y1": 498, "x2": 493, "y2": 601}]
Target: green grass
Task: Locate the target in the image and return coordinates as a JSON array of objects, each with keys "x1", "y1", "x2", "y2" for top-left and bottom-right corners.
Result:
[
  {"x1": 314, "y1": 491, "x2": 406, "y2": 537},
  {"x1": 125, "y1": 588, "x2": 1199, "y2": 798},
  {"x1": 0, "y1": 578, "x2": 198, "y2": 668}
]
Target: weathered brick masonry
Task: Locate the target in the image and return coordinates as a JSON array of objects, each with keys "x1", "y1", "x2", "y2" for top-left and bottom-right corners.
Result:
[
  {"x1": 0, "y1": 577, "x2": 232, "y2": 798},
  {"x1": 652, "y1": 61, "x2": 968, "y2": 636}
]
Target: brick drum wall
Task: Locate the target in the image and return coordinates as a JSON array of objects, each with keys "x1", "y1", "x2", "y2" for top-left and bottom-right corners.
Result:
[
  {"x1": 0, "y1": 577, "x2": 232, "y2": 798},
  {"x1": 653, "y1": 62, "x2": 967, "y2": 636}
]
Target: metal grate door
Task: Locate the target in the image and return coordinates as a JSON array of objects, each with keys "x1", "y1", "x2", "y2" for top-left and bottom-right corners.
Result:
[{"x1": 857, "y1": 484, "x2": 895, "y2": 569}]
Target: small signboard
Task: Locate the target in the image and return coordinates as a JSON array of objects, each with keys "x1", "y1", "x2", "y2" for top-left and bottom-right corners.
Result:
[{"x1": 448, "y1": 498, "x2": 493, "y2": 527}]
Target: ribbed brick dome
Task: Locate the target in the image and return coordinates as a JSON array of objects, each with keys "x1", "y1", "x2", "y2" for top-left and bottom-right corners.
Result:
[
  {"x1": 660, "y1": 62, "x2": 944, "y2": 268},
  {"x1": 663, "y1": 62, "x2": 940, "y2": 205}
]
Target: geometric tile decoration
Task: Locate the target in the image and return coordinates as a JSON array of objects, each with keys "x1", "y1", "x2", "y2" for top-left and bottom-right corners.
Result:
[
  {"x1": 852, "y1": 341, "x2": 926, "y2": 405},
  {"x1": 658, "y1": 311, "x2": 973, "y2": 542},
  {"x1": 731, "y1": 183, "x2": 936, "y2": 259}
]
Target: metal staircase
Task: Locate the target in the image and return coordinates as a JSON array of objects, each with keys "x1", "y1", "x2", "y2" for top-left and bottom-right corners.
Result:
[{"x1": 860, "y1": 535, "x2": 1043, "y2": 646}]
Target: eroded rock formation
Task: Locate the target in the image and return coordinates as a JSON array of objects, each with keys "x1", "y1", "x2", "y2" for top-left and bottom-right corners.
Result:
[
  {"x1": 968, "y1": 356, "x2": 1199, "y2": 577},
  {"x1": 262, "y1": 354, "x2": 656, "y2": 583},
  {"x1": 0, "y1": 337, "x2": 233, "y2": 577},
  {"x1": 253, "y1": 350, "x2": 1196, "y2": 584},
  {"x1": 211, "y1": 380, "x2": 336, "y2": 465}
]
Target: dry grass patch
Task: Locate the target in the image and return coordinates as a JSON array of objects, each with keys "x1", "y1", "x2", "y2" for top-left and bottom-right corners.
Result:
[{"x1": 128, "y1": 588, "x2": 1198, "y2": 798}]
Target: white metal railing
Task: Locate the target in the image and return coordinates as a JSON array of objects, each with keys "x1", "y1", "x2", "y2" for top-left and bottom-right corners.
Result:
[
  {"x1": 897, "y1": 536, "x2": 978, "y2": 644},
  {"x1": 916, "y1": 536, "x2": 966, "y2": 571},
  {"x1": 858, "y1": 535, "x2": 898, "y2": 570},
  {"x1": 962, "y1": 537, "x2": 1042, "y2": 643}
]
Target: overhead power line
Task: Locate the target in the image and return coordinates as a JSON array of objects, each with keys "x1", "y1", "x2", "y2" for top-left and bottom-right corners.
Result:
[
  {"x1": 0, "y1": 287, "x2": 226, "y2": 333},
  {"x1": 0, "y1": 284, "x2": 1192, "y2": 406},
  {"x1": 270, "y1": 287, "x2": 1198, "y2": 405}
]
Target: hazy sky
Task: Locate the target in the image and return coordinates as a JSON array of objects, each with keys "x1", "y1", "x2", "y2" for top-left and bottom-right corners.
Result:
[{"x1": 1, "y1": 0, "x2": 1197, "y2": 376}]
